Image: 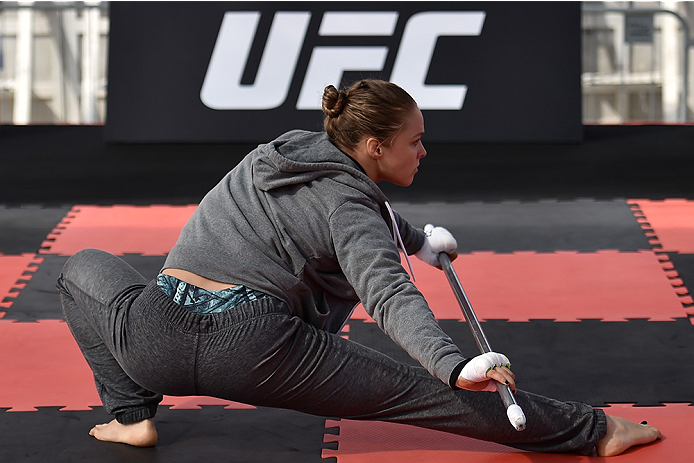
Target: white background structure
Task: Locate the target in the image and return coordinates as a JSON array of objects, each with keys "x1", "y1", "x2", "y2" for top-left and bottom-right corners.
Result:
[{"x1": 0, "y1": 1, "x2": 691, "y2": 125}]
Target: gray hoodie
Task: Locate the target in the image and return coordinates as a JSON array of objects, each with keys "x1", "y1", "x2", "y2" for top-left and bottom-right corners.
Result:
[{"x1": 164, "y1": 130, "x2": 467, "y2": 386}]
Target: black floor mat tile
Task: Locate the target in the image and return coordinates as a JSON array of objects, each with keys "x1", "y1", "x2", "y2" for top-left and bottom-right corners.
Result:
[
  {"x1": 668, "y1": 253, "x2": 694, "y2": 304},
  {"x1": 3, "y1": 254, "x2": 167, "y2": 321},
  {"x1": 0, "y1": 406, "x2": 333, "y2": 463},
  {"x1": 391, "y1": 199, "x2": 651, "y2": 253},
  {"x1": 346, "y1": 318, "x2": 694, "y2": 407},
  {"x1": 0, "y1": 205, "x2": 71, "y2": 254}
]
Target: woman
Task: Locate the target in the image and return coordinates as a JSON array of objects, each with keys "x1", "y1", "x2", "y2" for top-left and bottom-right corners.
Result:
[{"x1": 58, "y1": 79, "x2": 660, "y2": 456}]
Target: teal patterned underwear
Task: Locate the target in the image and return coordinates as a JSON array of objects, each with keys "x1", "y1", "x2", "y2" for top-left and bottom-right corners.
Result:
[{"x1": 156, "y1": 273, "x2": 268, "y2": 314}]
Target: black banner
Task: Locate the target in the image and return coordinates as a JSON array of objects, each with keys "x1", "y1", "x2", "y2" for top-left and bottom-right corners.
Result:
[{"x1": 105, "y1": 1, "x2": 582, "y2": 143}]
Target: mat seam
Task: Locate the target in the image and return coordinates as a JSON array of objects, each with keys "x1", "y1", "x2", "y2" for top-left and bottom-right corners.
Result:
[
  {"x1": 0, "y1": 253, "x2": 44, "y2": 318},
  {"x1": 628, "y1": 200, "x2": 694, "y2": 324}
]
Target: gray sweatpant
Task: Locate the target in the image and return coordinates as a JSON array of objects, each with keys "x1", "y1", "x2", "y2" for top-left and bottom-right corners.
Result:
[{"x1": 57, "y1": 249, "x2": 606, "y2": 455}]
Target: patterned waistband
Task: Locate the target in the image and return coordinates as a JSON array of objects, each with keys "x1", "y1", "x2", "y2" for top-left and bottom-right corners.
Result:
[{"x1": 156, "y1": 273, "x2": 268, "y2": 314}]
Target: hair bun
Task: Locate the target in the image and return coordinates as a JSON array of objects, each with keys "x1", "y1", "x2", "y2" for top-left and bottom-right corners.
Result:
[{"x1": 322, "y1": 85, "x2": 347, "y2": 118}]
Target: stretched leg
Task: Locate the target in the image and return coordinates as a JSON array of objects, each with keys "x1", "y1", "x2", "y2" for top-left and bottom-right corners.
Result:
[
  {"x1": 190, "y1": 300, "x2": 610, "y2": 455},
  {"x1": 57, "y1": 249, "x2": 163, "y2": 445},
  {"x1": 597, "y1": 416, "x2": 661, "y2": 457}
]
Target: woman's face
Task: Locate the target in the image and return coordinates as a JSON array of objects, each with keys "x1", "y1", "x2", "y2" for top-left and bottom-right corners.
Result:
[{"x1": 376, "y1": 108, "x2": 427, "y2": 186}]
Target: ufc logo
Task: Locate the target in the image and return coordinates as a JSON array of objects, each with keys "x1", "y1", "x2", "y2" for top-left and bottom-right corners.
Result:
[{"x1": 200, "y1": 11, "x2": 486, "y2": 111}]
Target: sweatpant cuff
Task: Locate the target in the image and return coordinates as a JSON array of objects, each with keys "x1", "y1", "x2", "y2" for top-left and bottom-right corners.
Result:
[
  {"x1": 594, "y1": 407, "x2": 608, "y2": 443},
  {"x1": 115, "y1": 404, "x2": 158, "y2": 425}
]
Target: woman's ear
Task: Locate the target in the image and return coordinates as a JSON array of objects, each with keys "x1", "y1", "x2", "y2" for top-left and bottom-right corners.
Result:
[{"x1": 365, "y1": 137, "x2": 382, "y2": 160}]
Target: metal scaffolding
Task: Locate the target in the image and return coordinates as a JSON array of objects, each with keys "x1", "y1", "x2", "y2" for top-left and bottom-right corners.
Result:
[
  {"x1": 582, "y1": 2, "x2": 694, "y2": 123},
  {"x1": 0, "y1": 1, "x2": 108, "y2": 124}
]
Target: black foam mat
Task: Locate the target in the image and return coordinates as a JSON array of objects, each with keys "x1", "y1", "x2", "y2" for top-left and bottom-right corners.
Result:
[
  {"x1": 0, "y1": 205, "x2": 71, "y2": 254},
  {"x1": 0, "y1": 406, "x2": 333, "y2": 463},
  {"x1": 667, "y1": 253, "x2": 694, "y2": 302},
  {"x1": 345, "y1": 318, "x2": 694, "y2": 407},
  {"x1": 4, "y1": 254, "x2": 166, "y2": 321},
  {"x1": 391, "y1": 199, "x2": 651, "y2": 253}
]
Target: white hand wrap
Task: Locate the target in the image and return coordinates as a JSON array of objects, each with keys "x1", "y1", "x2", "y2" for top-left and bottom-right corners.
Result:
[
  {"x1": 415, "y1": 224, "x2": 457, "y2": 267},
  {"x1": 460, "y1": 352, "x2": 511, "y2": 392}
]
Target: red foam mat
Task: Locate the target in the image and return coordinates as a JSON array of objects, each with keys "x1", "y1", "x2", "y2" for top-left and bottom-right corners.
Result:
[
  {"x1": 0, "y1": 320, "x2": 252, "y2": 412},
  {"x1": 0, "y1": 254, "x2": 43, "y2": 314},
  {"x1": 630, "y1": 199, "x2": 694, "y2": 254},
  {"x1": 39, "y1": 205, "x2": 197, "y2": 256},
  {"x1": 350, "y1": 251, "x2": 689, "y2": 322},
  {"x1": 323, "y1": 403, "x2": 691, "y2": 462}
]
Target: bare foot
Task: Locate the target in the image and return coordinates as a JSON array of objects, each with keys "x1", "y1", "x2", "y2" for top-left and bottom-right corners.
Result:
[
  {"x1": 596, "y1": 415, "x2": 661, "y2": 456},
  {"x1": 89, "y1": 419, "x2": 158, "y2": 447}
]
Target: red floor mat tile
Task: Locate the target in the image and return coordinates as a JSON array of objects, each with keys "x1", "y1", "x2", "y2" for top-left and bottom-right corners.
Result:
[
  {"x1": 0, "y1": 320, "x2": 253, "y2": 412},
  {"x1": 39, "y1": 205, "x2": 197, "y2": 256},
  {"x1": 0, "y1": 319, "x2": 110, "y2": 411},
  {"x1": 351, "y1": 251, "x2": 688, "y2": 322},
  {"x1": 0, "y1": 254, "x2": 43, "y2": 315},
  {"x1": 322, "y1": 403, "x2": 690, "y2": 462},
  {"x1": 630, "y1": 199, "x2": 694, "y2": 254}
]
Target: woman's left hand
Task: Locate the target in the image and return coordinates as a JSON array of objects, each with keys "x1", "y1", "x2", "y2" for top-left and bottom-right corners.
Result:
[{"x1": 455, "y1": 352, "x2": 517, "y2": 393}]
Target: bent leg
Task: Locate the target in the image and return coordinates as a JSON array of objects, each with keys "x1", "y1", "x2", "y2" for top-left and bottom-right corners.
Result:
[{"x1": 57, "y1": 249, "x2": 163, "y2": 424}]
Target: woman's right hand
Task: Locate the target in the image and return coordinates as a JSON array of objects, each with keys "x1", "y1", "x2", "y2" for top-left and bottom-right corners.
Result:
[{"x1": 415, "y1": 224, "x2": 458, "y2": 268}]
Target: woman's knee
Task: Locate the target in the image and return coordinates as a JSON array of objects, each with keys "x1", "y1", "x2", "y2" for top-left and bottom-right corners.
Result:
[{"x1": 57, "y1": 249, "x2": 121, "y2": 294}]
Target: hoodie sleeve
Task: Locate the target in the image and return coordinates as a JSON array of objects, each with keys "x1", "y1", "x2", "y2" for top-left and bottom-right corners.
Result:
[
  {"x1": 391, "y1": 208, "x2": 426, "y2": 254},
  {"x1": 329, "y1": 198, "x2": 467, "y2": 386}
]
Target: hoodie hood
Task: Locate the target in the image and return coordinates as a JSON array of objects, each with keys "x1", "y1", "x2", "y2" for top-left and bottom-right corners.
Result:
[
  {"x1": 251, "y1": 130, "x2": 388, "y2": 204},
  {"x1": 251, "y1": 130, "x2": 416, "y2": 279}
]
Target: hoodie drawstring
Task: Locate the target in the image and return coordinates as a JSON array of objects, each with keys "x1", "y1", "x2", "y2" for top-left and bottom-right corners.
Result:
[{"x1": 385, "y1": 201, "x2": 416, "y2": 282}]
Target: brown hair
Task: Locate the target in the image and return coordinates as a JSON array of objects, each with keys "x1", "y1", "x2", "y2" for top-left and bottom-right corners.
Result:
[{"x1": 322, "y1": 79, "x2": 418, "y2": 153}]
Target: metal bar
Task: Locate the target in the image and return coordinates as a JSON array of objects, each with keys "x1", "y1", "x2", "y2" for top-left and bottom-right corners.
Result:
[{"x1": 438, "y1": 252, "x2": 526, "y2": 431}]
